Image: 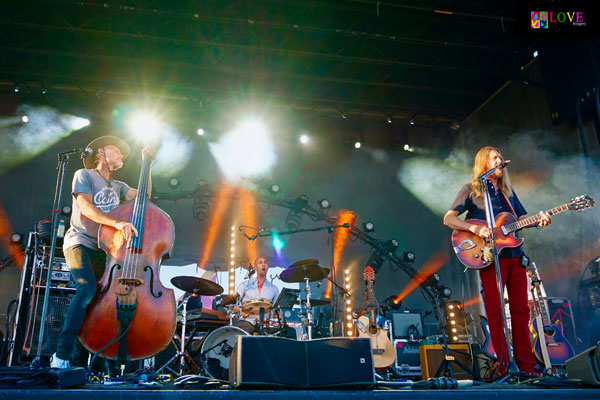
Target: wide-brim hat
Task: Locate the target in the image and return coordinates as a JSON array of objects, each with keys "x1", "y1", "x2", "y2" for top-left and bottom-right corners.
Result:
[{"x1": 82, "y1": 135, "x2": 130, "y2": 169}]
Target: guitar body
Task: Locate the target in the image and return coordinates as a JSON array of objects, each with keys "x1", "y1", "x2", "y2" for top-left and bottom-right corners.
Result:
[
  {"x1": 451, "y1": 213, "x2": 523, "y2": 270},
  {"x1": 356, "y1": 315, "x2": 396, "y2": 369},
  {"x1": 530, "y1": 319, "x2": 575, "y2": 366}
]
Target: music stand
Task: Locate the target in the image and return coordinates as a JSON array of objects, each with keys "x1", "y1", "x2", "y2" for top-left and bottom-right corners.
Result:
[{"x1": 273, "y1": 288, "x2": 300, "y2": 310}]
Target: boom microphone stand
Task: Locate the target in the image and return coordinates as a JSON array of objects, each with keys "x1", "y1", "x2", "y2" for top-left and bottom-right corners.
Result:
[
  {"x1": 31, "y1": 148, "x2": 88, "y2": 368},
  {"x1": 477, "y1": 161, "x2": 519, "y2": 376}
]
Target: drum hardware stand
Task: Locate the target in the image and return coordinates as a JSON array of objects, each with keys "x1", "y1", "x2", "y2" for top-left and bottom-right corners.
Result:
[
  {"x1": 245, "y1": 223, "x2": 350, "y2": 337},
  {"x1": 31, "y1": 148, "x2": 88, "y2": 369},
  {"x1": 477, "y1": 162, "x2": 520, "y2": 380},
  {"x1": 155, "y1": 292, "x2": 194, "y2": 376}
]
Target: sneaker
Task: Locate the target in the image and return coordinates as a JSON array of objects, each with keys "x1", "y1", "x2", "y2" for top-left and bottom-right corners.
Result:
[{"x1": 50, "y1": 353, "x2": 70, "y2": 369}]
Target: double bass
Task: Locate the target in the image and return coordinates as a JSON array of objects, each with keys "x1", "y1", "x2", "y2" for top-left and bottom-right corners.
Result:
[{"x1": 79, "y1": 150, "x2": 176, "y2": 361}]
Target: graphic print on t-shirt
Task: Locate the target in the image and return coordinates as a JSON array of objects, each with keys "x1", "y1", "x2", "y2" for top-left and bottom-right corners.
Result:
[{"x1": 93, "y1": 186, "x2": 120, "y2": 212}]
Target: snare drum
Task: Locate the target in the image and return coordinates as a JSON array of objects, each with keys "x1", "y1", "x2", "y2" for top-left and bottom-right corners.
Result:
[{"x1": 200, "y1": 325, "x2": 249, "y2": 380}]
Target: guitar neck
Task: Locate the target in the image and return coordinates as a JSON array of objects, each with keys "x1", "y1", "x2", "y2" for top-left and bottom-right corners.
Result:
[{"x1": 504, "y1": 203, "x2": 570, "y2": 233}]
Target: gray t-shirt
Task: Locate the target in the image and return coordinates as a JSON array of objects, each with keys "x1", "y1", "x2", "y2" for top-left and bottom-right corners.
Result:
[{"x1": 63, "y1": 168, "x2": 132, "y2": 251}]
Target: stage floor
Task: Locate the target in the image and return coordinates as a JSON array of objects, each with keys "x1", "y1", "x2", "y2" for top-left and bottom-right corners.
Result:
[{"x1": 2, "y1": 382, "x2": 600, "y2": 400}]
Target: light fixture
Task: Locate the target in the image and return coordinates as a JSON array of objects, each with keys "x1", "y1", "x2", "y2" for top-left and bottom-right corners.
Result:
[
  {"x1": 41, "y1": 87, "x2": 48, "y2": 95},
  {"x1": 193, "y1": 181, "x2": 210, "y2": 221},
  {"x1": 444, "y1": 300, "x2": 466, "y2": 343},
  {"x1": 229, "y1": 225, "x2": 237, "y2": 294},
  {"x1": 21, "y1": 116, "x2": 29, "y2": 123},
  {"x1": 402, "y1": 251, "x2": 415, "y2": 264},
  {"x1": 168, "y1": 177, "x2": 181, "y2": 190},
  {"x1": 409, "y1": 118, "x2": 415, "y2": 126},
  {"x1": 363, "y1": 221, "x2": 375, "y2": 233},
  {"x1": 285, "y1": 195, "x2": 308, "y2": 230},
  {"x1": 354, "y1": 141, "x2": 362, "y2": 149},
  {"x1": 10, "y1": 233, "x2": 23, "y2": 245},
  {"x1": 533, "y1": 50, "x2": 539, "y2": 58},
  {"x1": 197, "y1": 128, "x2": 205, "y2": 136},
  {"x1": 268, "y1": 183, "x2": 281, "y2": 196},
  {"x1": 387, "y1": 115, "x2": 392, "y2": 124},
  {"x1": 317, "y1": 198, "x2": 331, "y2": 213},
  {"x1": 344, "y1": 266, "x2": 352, "y2": 336},
  {"x1": 341, "y1": 110, "x2": 348, "y2": 119},
  {"x1": 299, "y1": 134, "x2": 309, "y2": 144},
  {"x1": 13, "y1": 85, "x2": 20, "y2": 93},
  {"x1": 61, "y1": 205, "x2": 72, "y2": 216},
  {"x1": 403, "y1": 144, "x2": 414, "y2": 152}
]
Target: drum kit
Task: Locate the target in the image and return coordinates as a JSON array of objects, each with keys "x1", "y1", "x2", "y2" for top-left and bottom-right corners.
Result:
[{"x1": 160, "y1": 259, "x2": 331, "y2": 379}]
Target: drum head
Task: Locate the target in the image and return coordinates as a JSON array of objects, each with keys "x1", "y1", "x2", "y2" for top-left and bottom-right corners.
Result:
[{"x1": 200, "y1": 325, "x2": 248, "y2": 380}]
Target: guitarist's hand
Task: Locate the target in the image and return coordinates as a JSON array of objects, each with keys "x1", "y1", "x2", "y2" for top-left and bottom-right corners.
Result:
[
  {"x1": 537, "y1": 211, "x2": 552, "y2": 227},
  {"x1": 470, "y1": 224, "x2": 491, "y2": 238}
]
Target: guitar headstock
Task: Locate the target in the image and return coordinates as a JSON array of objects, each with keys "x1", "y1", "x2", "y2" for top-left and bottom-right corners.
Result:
[
  {"x1": 568, "y1": 194, "x2": 595, "y2": 211},
  {"x1": 363, "y1": 266, "x2": 375, "y2": 283},
  {"x1": 526, "y1": 263, "x2": 541, "y2": 284}
]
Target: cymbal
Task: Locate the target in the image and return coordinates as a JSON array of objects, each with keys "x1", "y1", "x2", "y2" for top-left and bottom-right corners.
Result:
[
  {"x1": 170, "y1": 276, "x2": 224, "y2": 296},
  {"x1": 289, "y1": 258, "x2": 320, "y2": 268},
  {"x1": 297, "y1": 299, "x2": 331, "y2": 307},
  {"x1": 242, "y1": 299, "x2": 273, "y2": 315},
  {"x1": 280, "y1": 264, "x2": 330, "y2": 283}
]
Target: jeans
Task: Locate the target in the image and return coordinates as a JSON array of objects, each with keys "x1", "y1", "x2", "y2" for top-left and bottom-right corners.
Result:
[
  {"x1": 56, "y1": 244, "x2": 106, "y2": 365},
  {"x1": 479, "y1": 257, "x2": 537, "y2": 374}
]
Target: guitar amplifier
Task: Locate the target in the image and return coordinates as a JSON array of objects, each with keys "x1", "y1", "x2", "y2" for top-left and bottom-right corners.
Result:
[
  {"x1": 419, "y1": 344, "x2": 472, "y2": 380},
  {"x1": 394, "y1": 339, "x2": 422, "y2": 377}
]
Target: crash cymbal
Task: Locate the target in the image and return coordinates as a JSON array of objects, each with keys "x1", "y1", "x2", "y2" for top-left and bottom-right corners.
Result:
[
  {"x1": 280, "y1": 264, "x2": 330, "y2": 283},
  {"x1": 289, "y1": 259, "x2": 320, "y2": 269},
  {"x1": 170, "y1": 276, "x2": 224, "y2": 296},
  {"x1": 297, "y1": 299, "x2": 331, "y2": 307},
  {"x1": 242, "y1": 299, "x2": 273, "y2": 315}
]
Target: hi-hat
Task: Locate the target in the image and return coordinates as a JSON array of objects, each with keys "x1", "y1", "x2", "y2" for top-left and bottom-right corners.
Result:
[
  {"x1": 280, "y1": 263, "x2": 329, "y2": 283},
  {"x1": 171, "y1": 276, "x2": 224, "y2": 296}
]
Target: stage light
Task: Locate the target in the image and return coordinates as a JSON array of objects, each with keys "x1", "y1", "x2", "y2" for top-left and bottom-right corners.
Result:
[
  {"x1": 402, "y1": 251, "x2": 415, "y2": 264},
  {"x1": 285, "y1": 195, "x2": 308, "y2": 230},
  {"x1": 409, "y1": 118, "x2": 415, "y2": 126},
  {"x1": 533, "y1": 50, "x2": 539, "y2": 58},
  {"x1": 61, "y1": 205, "x2": 72, "y2": 216},
  {"x1": 269, "y1": 184, "x2": 281, "y2": 195},
  {"x1": 41, "y1": 87, "x2": 48, "y2": 95},
  {"x1": 317, "y1": 198, "x2": 331, "y2": 213},
  {"x1": 403, "y1": 144, "x2": 414, "y2": 152},
  {"x1": 341, "y1": 110, "x2": 348, "y2": 119},
  {"x1": 21, "y1": 116, "x2": 29, "y2": 123},
  {"x1": 299, "y1": 134, "x2": 309, "y2": 144},
  {"x1": 10, "y1": 233, "x2": 23, "y2": 245},
  {"x1": 383, "y1": 239, "x2": 399, "y2": 255},
  {"x1": 387, "y1": 116, "x2": 392, "y2": 124},
  {"x1": 363, "y1": 221, "x2": 375, "y2": 233},
  {"x1": 13, "y1": 85, "x2": 20, "y2": 93},
  {"x1": 197, "y1": 128, "x2": 205, "y2": 136},
  {"x1": 168, "y1": 177, "x2": 181, "y2": 190},
  {"x1": 354, "y1": 141, "x2": 362, "y2": 149},
  {"x1": 71, "y1": 117, "x2": 90, "y2": 130},
  {"x1": 128, "y1": 112, "x2": 161, "y2": 140},
  {"x1": 272, "y1": 235, "x2": 285, "y2": 251},
  {"x1": 209, "y1": 118, "x2": 276, "y2": 182}
]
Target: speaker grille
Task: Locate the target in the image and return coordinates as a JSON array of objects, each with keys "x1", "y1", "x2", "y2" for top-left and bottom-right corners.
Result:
[{"x1": 28, "y1": 292, "x2": 73, "y2": 356}]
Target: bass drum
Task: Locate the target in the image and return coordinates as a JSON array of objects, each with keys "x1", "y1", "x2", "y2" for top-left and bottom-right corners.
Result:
[{"x1": 200, "y1": 325, "x2": 248, "y2": 380}]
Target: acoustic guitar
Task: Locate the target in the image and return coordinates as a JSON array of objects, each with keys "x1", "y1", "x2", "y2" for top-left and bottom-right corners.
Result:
[
  {"x1": 527, "y1": 263, "x2": 575, "y2": 367},
  {"x1": 451, "y1": 195, "x2": 594, "y2": 270},
  {"x1": 356, "y1": 266, "x2": 395, "y2": 369}
]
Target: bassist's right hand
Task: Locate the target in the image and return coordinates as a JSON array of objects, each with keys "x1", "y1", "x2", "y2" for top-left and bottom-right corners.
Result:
[
  {"x1": 470, "y1": 224, "x2": 491, "y2": 238},
  {"x1": 114, "y1": 221, "x2": 139, "y2": 242}
]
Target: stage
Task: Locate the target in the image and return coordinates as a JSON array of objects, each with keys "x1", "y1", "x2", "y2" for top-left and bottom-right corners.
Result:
[{"x1": 2, "y1": 385, "x2": 600, "y2": 400}]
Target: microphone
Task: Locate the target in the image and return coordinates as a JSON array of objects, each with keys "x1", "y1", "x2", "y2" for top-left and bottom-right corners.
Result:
[
  {"x1": 81, "y1": 147, "x2": 93, "y2": 159},
  {"x1": 58, "y1": 147, "x2": 93, "y2": 157},
  {"x1": 498, "y1": 159, "x2": 511, "y2": 169}
]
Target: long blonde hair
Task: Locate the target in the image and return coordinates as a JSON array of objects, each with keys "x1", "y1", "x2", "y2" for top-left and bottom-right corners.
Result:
[{"x1": 469, "y1": 146, "x2": 513, "y2": 198}]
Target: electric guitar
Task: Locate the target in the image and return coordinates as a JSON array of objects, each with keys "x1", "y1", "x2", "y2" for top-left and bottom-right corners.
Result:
[
  {"x1": 527, "y1": 263, "x2": 575, "y2": 367},
  {"x1": 356, "y1": 266, "x2": 395, "y2": 369},
  {"x1": 451, "y1": 195, "x2": 594, "y2": 269}
]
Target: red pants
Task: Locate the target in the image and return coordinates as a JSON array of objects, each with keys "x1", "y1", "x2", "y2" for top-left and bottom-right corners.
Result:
[{"x1": 479, "y1": 257, "x2": 537, "y2": 374}]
